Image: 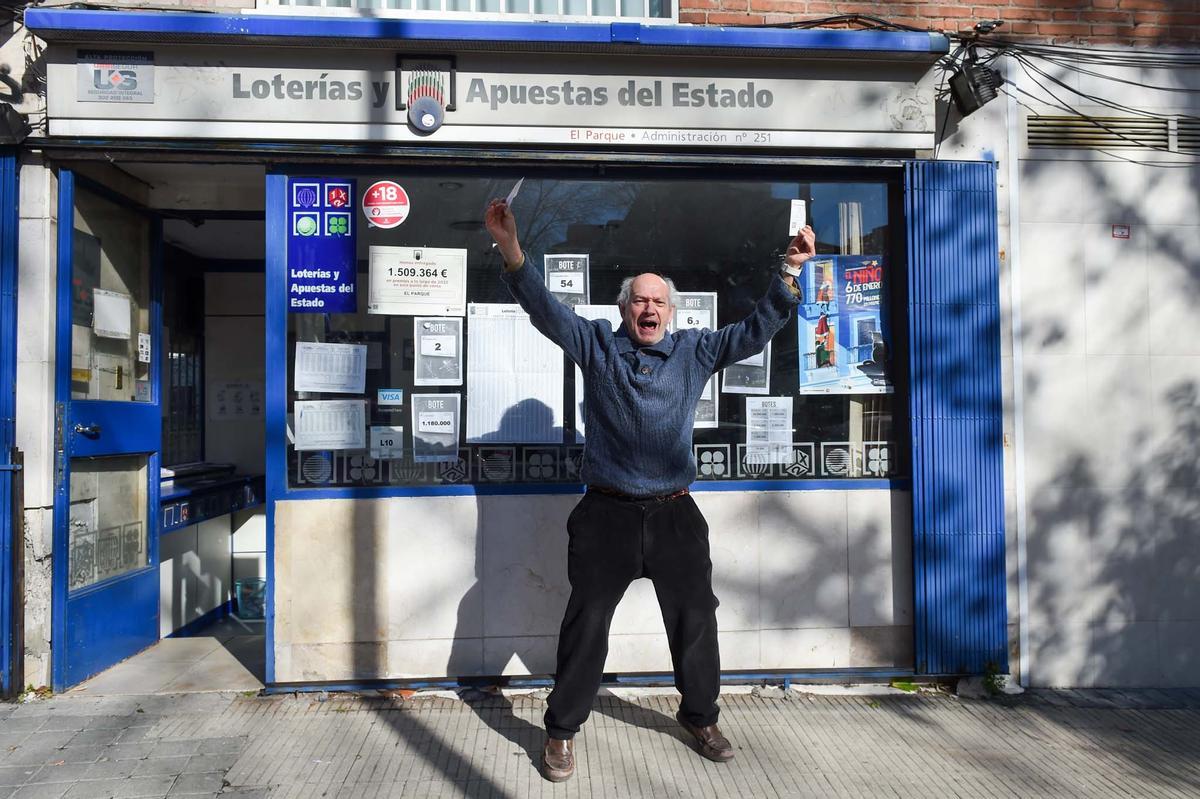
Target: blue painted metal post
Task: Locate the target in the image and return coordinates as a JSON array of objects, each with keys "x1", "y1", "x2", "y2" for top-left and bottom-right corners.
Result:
[
  {"x1": 905, "y1": 160, "x2": 1008, "y2": 676},
  {"x1": 0, "y1": 150, "x2": 19, "y2": 697},
  {"x1": 50, "y1": 169, "x2": 75, "y2": 693},
  {"x1": 264, "y1": 171, "x2": 287, "y2": 686}
]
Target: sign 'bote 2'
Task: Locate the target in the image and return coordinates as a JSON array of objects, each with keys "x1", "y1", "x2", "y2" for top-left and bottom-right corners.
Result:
[{"x1": 362, "y1": 181, "x2": 410, "y2": 229}]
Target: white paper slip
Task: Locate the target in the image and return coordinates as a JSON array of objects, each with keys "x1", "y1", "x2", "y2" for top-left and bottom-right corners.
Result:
[
  {"x1": 137, "y1": 332, "x2": 152, "y2": 364},
  {"x1": 550, "y1": 272, "x2": 585, "y2": 295},
  {"x1": 675, "y1": 309, "x2": 711, "y2": 330},
  {"x1": 294, "y1": 341, "x2": 367, "y2": 394},
  {"x1": 505, "y1": 177, "x2": 524, "y2": 206},
  {"x1": 745, "y1": 396, "x2": 793, "y2": 464},
  {"x1": 421, "y1": 335, "x2": 457, "y2": 358},
  {"x1": 93, "y1": 289, "x2": 132, "y2": 340},
  {"x1": 369, "y1": 426, "x2": 404, "y2": 460},
  {"x1": 789, "y1": 199, "x2": 807, "y2": 235},
  {"x1": 294, "y1": 400, "x2": 366, "y2": 451}
]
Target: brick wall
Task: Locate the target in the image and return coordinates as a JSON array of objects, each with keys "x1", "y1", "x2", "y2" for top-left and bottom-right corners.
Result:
[{"x1": 678, "y1": 0, "x2": 1200, "y2": 46}]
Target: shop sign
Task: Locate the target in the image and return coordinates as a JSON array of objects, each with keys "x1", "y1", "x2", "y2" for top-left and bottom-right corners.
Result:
[{"x1": 287, "y1": 178, "x2": 357, "y2": 313}]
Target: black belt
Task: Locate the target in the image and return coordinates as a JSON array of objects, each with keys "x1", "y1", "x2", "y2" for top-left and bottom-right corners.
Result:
[{"x1": 589, "y1": 485, "x2": 690, "y2": 503}]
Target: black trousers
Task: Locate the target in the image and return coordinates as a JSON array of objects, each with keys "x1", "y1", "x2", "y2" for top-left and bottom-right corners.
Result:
[{"x1": 544, "y1": 489, "x2": 721, "y2": 740}]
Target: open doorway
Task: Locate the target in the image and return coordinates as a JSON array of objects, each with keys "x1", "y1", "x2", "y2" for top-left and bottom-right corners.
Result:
[{"x1": 65, "y1": 161, "x2": 268, "y2": 694}]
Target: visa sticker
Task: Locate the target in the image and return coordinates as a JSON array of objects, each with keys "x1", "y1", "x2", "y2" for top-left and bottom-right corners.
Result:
[{"x1": 377, "y1": 388, "x2": 405, "y2": 406}]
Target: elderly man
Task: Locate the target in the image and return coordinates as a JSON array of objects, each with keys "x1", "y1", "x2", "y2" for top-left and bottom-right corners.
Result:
[{"x1": 484, "y1": 197, "x2": 814, "y2": 782}]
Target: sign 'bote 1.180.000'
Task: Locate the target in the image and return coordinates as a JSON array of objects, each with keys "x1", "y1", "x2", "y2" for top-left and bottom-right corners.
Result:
[{"x1": 362, "y1": 180, "x2": 411, "y2": 229}]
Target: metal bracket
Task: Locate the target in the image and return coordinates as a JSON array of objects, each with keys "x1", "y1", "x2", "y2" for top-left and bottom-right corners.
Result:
[{"x1": 0, "y1": 463, "x2": 21, "y2": 472}]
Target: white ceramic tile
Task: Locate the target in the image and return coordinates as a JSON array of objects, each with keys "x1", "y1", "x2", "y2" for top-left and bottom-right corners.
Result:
[
  {"x1": 716, "y1": 630, "x2": 761, "y2": 672},
  {"x1": 385, "y1": 495, "x2": 481, "y2": 640},
  {"x1": 478, "y1": 494, "x2": 572, "y2": 639},
  {"x1": 14, "y1": 360, "x2": 54, "y2": 508},
  {"x1": 849, "y1": 626, "x2": 913, "y2": 669},
  {"x1": 1158, "y1": 622, "x2": 1200, "y2": 688},
  {"x1": 389, "y1": 638, "x2": 482, "y2": 679},
  {"x1": 694, "y1": 492, "x2": 760, "y2": 632},
  {"x1": 1088, "y1": 620, "x2": 1160, "y2": 687},
  {"x1": 758, "y1": 491, "x2": 849, "y2": 630},
  {"x1": 286, "y1": 642, "x2": 390, "y2": 682},
  {"x1": 483, "y1": 636, "x2": 557, "y2": 676},
  {"x1": 1082, "y1": 224, "x2": 1149, "y2": 356},
  {"x1": 847, "y1": 490, "x2": 904, "y2": 628},
  {"x1": 609, "y1": 578, "x2": 667, "y2": 637},
  {"x1": 1081, "y1": 355, "x2": 1152, "y2": 490},
  {"x1": 19, "y1": 158, "x2": 52, "y2": 219},
  {"x1": 1020, "y1": 160, "x2": 1088, "y2": 225},
  {"x1": 16, "y1": 217, "x2": 53, "y2": 364},
  {"x1": 1026, "y1": 621, "x2": 1094, "y2": 688},
  {"x1": 1018, "y1": 222, "x2": 1086, "y2": 356},
  {"x1": 1146, "y1": 225, "x2": 1200, "y2": 356},
  {"x1": 604, "y1": 633, "x2": 672, "y2": 673},
  {"x1": 1020, "y1": 354, "x2": 1090, "y2": 491},
  {"x1": 760, "y1": 628, "x2": 851, "y2": 670},
  {"x1": 1024, "y1": 486, "x2": 1103, "y2": 629}
]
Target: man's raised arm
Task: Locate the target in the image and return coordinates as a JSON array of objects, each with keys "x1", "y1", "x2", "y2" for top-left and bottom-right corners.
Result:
[{"x1": 484, "y1": 198, "x2": 598, "y2": 367}]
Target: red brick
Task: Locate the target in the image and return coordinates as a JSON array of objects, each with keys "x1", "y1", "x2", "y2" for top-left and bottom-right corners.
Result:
[
  {"x1": 720, "y1": 0, "x2": 749, "y2": 9},
  {"x1": 1129, "y1": 23, "x2": 1170, "y2": 34},
  {"x1": 1052, "y1": 10, "x2": 1082, "y2": 19},
  {"x1": 1036, "y1": 21, "x2": 1093, "y2": 34},
  {"x1": 918, "y1": 4, "x2": 974, "y2": 17},
  {"x1": 804, "y1": 1, "x2": 836, "y2": 11},
  {"x1": 748, "y1": 0, "x2": 799, "y2": 11},
  {"x1": 678, "y1": 10, "x2": 708, "y2": 20},
  {"x1": 1081, "y1": 10, "x2": 1132, "y2": 22},
  {"x1": 1119, "y1": 0, "x2": 1174, "y2": 10},
  {"x1": 1087, "y1": 23, "x2": 1137, "y2": 36},
  {"x1": 1004, "y1": 20, "x2": 1039, "y2": 33},
  {"x1": 706, "y1": 11, "x2": 766, "y2": 23},
  {"x1": 999, "y1": 7, "x2": 1054, "y2": 19}
]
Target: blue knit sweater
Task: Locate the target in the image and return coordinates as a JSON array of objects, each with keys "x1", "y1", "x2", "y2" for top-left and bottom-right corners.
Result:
[{"x1": 501, "y1": 262, "x2": 802, "y2": 497}]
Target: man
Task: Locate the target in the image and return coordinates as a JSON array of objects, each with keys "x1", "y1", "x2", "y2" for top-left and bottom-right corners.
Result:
[{"x1": 484, "y1": 197, "x2": 815, "y2": 783}]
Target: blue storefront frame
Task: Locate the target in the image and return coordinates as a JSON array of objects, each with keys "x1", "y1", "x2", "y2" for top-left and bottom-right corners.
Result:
[{"x1": 0, "y1": 149, "x2": 19, "y2": 697}]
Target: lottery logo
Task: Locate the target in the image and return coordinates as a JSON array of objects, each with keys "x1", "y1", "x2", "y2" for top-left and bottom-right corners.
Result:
[
  {"x1": 292, "y1": 182, "x2": 320, "y2": 208},
  {"x1": 779, "y1": 444, "x2": 814, "y2": 478},
  {"x1": 523, "y1": 449, "x2": 558, "y2": 481},
  {"x1": 477, "y1": 447, "x2": 516, "y2": 482},
  {"x1": 437, "y1": 454, "x2": 469, "y2": 484},
  {"x1": 326, "y1": 185, "x2": 351, "y2": 208},
  {"x1": 694, "y1": 445, "x2": 730, "y2": 479}
]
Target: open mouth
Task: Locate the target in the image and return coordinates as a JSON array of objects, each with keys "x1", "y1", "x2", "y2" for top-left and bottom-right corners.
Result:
[{"x1": 637, "y1": 317, "x2": 659, "y2": 335}]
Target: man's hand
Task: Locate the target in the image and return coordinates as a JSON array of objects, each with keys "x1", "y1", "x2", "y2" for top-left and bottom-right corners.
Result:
[
  {"x1": 484, "y1": 199, "x2": 523, "y2": 270},
  {"x1": 785, "y1": 225, "x2": 816, "y2": 271}
]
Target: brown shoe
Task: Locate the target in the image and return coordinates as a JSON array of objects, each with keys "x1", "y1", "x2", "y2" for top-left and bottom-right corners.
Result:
[
  {"x1": 677, "y1": 710, "x2": 735, "y2": 762},
  {"x1": 542, "y1": 737, "x2": 575, "y2": 782}
]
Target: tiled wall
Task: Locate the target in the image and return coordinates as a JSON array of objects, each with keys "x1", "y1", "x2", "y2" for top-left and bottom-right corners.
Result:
[{"x1": 273, "y1": 490, "x2": 913, "y2": 682}]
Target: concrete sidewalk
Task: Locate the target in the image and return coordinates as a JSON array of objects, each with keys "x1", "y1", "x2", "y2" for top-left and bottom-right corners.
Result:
[{"x1": 3, "y1": 685, "x2": 1200, "y2": 798}]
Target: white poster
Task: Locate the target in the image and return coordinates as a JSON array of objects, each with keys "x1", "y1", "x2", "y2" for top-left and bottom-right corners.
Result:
[
  {"x1": 294, "y1": 399, "x2": 366, "y2": 451},
  {"x1": 294, "y1": 341, "x2": 367, "y2": 394},
  {"x1": 722, "y1": 341, "x2": 771, "y2": 395},
  {"x1": 788, "y1": 199, "x2": 807, "y2": 235},
  {"x1": 368, "y1": 246, "x2": 467, "y2": 316},
  {"x1": 572, "y1": 304, "x2": 623, "y2": 443},
  {"x1": 413, "y1": 317, "x2": 464, "y2": 387},
  {"x1": 92, "y1": 289, "x2": 132, "y2": 340},
  {"x1": 745, "y1": 396, "x2": 793, "y2": 464},
  {"x1": 412, "y1": 393, "x2": 461, "y2": 462},
  {"x1": 466, "y1": 303, "x2": 564, "y2": 443},
  {"x1": 675, "y1": 292, "x2": 720, "y2": 429},
  {"x1": 137, "y1": 332, "x2": 151, "y2": 364}
]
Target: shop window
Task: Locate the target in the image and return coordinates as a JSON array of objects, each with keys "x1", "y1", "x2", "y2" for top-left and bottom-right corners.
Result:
[
  {"x1": 283, "y1": 170, "x2": 906, "y2": 490},
  {"x1": 162, "y1": 252, "x2": 205, "y2": 466}
]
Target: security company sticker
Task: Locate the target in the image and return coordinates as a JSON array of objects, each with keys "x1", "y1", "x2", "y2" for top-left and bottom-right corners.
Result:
[{"x1": 362, "y1": 180, "x2": 411, "y2": 229}]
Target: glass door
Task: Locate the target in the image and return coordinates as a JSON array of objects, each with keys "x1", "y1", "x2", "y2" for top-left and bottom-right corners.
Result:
[{"x1": 52, "y1": 171, "x2": 162, "y2": 690}]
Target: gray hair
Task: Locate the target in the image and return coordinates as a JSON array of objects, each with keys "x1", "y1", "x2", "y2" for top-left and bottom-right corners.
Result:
[{"x1": 616, "y1": 274, "x2": 680, "y2": 309}]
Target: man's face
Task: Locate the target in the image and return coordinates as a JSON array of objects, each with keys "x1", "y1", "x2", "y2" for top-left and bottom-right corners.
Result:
[{"x1": 620, "y1": 273, "x2": 674, "y2": 347}]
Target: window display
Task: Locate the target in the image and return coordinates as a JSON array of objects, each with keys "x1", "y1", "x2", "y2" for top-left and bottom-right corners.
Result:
[{"x1": 285, "y1": 168, "x2": 905, "y2": 489}]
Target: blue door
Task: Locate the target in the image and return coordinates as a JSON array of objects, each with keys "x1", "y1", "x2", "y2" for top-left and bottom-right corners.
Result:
[{"x1": 52, "y1": 171, "x2": 162, "y2": 690}]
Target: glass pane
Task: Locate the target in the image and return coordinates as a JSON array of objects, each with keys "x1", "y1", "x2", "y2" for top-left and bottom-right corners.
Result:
[
  {"x1": 284, "y1": 171, "x2": 904, "y2": 490},
  {"x1": 447, "y1": 0, "x2": 472, "y2": 10},
  {"x1": 592, "y1": 0, "x2": 615, "y2": 14},
  {"x1": 563, "y1": 0, "x2": 585, "y2": 14},
  {"x1": 619, "y1": 0, "x2": 642, "y2": 15},
  {"x1": 72, "y1": 188, "x2": 151, "y2": 402},
  {"x1": 508, "y1": 0, "x2": 529, "y2": 11},
  {"x1": 69, "y1": 455, "x2": 149, "y2": 590},
  {"x1": 479, "y1": 0, "x2": 502, "y2": 11},
  {"x1": 533, "y1": 0, "x2": 557, "y2": 13}
]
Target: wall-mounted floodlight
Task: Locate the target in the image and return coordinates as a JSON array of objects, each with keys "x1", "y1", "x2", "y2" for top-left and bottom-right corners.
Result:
[{"x1": 949, "y1": 54, "x2": 1004, "y2": 117}]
